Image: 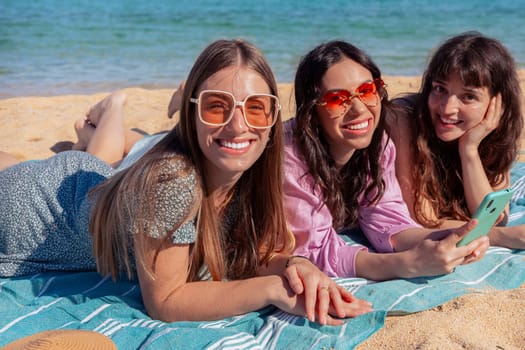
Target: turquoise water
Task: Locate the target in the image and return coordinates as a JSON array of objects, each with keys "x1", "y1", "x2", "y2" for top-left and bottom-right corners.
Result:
[{"x1": 1, "y1": 0, "x2": 524, "y2": 97}]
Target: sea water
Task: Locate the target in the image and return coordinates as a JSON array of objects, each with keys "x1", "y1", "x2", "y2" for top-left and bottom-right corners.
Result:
[{"x1": 1, "y1": 0, "x2": 524, "y2": 97}]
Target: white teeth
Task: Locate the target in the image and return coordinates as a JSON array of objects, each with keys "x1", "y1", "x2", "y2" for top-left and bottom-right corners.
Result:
[
  {"x1": 348, "y1": 120, "x2": 369, "y2": 130},
  {"x1": 440, "y1": 116, "x2": 460, "y2": 124},
  {"x1": 219, "y1": 140, "x2": 250, "y2": 149}
]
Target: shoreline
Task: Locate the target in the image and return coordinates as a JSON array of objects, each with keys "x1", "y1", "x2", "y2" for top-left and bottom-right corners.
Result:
[
  {"x1": 0, "y1": 74, "x2": 422, "y2": 101},
  {"x1": 2, "y1": 68, "x2": 524, "y2": 101}
]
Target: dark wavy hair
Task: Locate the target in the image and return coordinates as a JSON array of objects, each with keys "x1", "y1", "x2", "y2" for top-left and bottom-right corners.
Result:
[
  {"x1": 411, "y1": 31, "x2": 523, "y2": 226},
  {"x1": 293, "y1": 40, "x2": 389, "y2": 230}
]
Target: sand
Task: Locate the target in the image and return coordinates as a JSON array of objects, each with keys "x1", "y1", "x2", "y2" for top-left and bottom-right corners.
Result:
[
  {"x1": 0, "y1": 76, "x2": 421, "y2": 162},
  {"x1": 1, "y1": 75, "x2": 524, "y2": 349}
]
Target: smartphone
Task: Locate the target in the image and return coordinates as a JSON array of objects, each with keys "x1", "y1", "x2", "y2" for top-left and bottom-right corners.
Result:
[{"x1": 456, "y1": 188, "x2": 513, "y2": 247}]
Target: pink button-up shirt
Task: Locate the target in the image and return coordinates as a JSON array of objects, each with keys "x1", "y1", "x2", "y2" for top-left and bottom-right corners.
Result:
[{"x1": 283, "y1": 121, "x2": 420, "y2": 277}]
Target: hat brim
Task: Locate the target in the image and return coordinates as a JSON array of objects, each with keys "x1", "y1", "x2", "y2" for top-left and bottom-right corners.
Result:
[{"x1": 2, "y1": 330, "x2": 116, "y2": 350}]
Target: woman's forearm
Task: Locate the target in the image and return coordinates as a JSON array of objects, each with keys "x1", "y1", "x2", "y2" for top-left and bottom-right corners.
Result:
[
  {"x1": 146, "y1": 275, "x2": 287, "y2": 322},
  {"x1": 459, "y1": 147, "x2": 496, "y2": 214},
  {"x1": 354, "y1": 250, "x2": 413, "y2": 280}
]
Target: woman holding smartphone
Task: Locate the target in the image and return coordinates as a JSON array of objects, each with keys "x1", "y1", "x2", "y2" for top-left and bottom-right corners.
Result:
[
  {"x1": 388, "y1": 31, "x2": 525, "y2": 249},
  {"x1": 282, "y1": 40, "x2": 490, "y2": 281}
]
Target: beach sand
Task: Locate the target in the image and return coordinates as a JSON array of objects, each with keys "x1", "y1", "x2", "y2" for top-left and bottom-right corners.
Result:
[
  {"x1": 0, "y1": 76, "x2": 421, "y2": 162},
  {"x1": 1, "y1": 75, "x2": 524, "y2": 349}
]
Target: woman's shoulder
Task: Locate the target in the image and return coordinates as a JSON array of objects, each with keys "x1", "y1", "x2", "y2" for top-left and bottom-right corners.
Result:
[
  {"x1": 282, "y1": 118, "x2": 309, "y2": 169},
  {"x1": 283, "y1": 119, "x2": 298, "y2": 152},
  {"x1": 386, "y1": 93, "x2": 420, "y2": 145},
  {"x1": 157, "y1": 154, "x2": 198, "y2": 186},
  {"x1": 283, "y1": 118, "x2": 295, "y2": 141},
  {"x1": 378, "y1": 133, "x2": 397, "y2": 167},
  {"x1": 391, "y1": 92, "x2": 420, "y2": 107},
  {"x1": 388, "y1": 93, "x2": 419, "y2": 121},
  {"x1": 144, "y1": 155, "x2": 200, "y2": 241}
]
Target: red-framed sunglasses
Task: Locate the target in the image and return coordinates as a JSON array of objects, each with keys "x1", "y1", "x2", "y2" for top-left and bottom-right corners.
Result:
[{"x1": 316, "y1": 78, "x2": 385, "y2": 116}]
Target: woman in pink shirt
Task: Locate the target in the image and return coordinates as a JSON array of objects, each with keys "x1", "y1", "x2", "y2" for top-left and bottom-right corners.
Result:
[{"x1": 283, "y1": 40, "x2": 489, "y2": 280}]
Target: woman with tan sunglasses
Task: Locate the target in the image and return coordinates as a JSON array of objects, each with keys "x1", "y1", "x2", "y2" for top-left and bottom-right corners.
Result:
[{"x1": 0, "y1": 39, "x2": 371, "y2": 325}]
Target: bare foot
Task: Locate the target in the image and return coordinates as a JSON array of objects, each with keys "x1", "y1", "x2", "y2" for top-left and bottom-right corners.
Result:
[
  {"x1": 168, "y1": 81, "x2": 185, "y2": 119},
  {"x1": 72, "y1": 91, "x2": 128, "y2": 151},
  {"x1": 72, "y1": 117, "x2": 96, "y2": 151},
  {"x1": 86, "y1": 91, "x2": 128, "y2": 125}
]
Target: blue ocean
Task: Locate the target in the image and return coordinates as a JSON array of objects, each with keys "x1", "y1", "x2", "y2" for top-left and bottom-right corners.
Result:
[{"x1": 1, "y1": 0, "x2": 524, "y2": 98}]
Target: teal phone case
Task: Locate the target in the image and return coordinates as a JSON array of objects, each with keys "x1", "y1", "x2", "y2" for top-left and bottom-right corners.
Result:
[{"x1": 456, "y1": 188, "x2": 513, "y2": 247}]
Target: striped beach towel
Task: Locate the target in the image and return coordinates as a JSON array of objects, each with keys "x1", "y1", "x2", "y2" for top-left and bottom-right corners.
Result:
[
  {"x1": 510, "y1": 161, "x2": 525, "y2": 224},
  {"x1": 1, "y1": 165, "x2": 525, "y2": 349},
  {"x1": 1, "y1": 248, "x2": 523, "y2": 349}
]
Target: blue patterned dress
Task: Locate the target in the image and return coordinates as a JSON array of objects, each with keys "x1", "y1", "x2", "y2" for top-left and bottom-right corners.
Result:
[{"x1": 0, "y1": 149, "x2": 199, "y2": 277}]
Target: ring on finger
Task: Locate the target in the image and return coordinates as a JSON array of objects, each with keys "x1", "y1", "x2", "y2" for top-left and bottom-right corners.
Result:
[{"x1": 319, "y1": 286, "x2": 330, "y2": 292}]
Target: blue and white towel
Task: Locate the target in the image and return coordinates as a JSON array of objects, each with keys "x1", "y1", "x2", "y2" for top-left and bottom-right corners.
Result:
[
  {"x1": 1, "y1": 163, "x2": 524, "y2": 349},
  {"x1": 509, "y1": 161, "x2": 525, "y2": 225},
  {"x1": 1, "y1": 245, "x2": 523, "y2": 350},
  {"x1": 0, "y1": 272, "x2": 384, "y2": 349}
]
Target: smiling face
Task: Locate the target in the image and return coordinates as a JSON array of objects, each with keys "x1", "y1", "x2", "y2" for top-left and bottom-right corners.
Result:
[
  {"x1": 428, "y1": 71, "x2": 491, "y2": 142},
  {"x1": 315, "y1": 58, "x2": 381, "y2": 167},
  {"x1": 194, "y1": 66, "x2": 272, "y2": 183}
]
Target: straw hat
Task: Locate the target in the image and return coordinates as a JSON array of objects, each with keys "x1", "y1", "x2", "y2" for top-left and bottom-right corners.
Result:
[{"x1": 1, "y1": 330, "x2": 117, "y2": 350}]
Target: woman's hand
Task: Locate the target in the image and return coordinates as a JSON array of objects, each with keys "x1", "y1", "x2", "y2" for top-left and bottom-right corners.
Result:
[
  {"x1": 405, "y1": 220, "x2": 489, "y2": 277},
  {"x1": 281, "y1": 256, "x2": 371, "y2": 325},
  {"x1": 459, "y1": 94, "x2": 503, "y2": 154}
]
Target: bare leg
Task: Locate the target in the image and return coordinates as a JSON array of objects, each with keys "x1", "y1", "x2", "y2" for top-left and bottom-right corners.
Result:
[
  {"x1": 72, "y1": 92, "x2": 145, "y2": 168},
  {"x1": 72, "y1": 116, "x2": 143, "y2": 159},
  {"x1": 85, "y1": 91, "x2": 127, "y2": 167},
  {"x1": 72, "y1": 91, "x2": 145, "y2": 168},
  {"x1": 0, "y1": 151, "x2": 21, "y2": 171}
]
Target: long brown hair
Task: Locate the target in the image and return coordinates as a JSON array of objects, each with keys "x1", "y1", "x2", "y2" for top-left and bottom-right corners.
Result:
[
  {"x1": 90, "y1": 39, "x2": 293, "y2": 281},
  {"x1": 293, "y1": 40, "x2": 389, "y2": 230},
  {"x1": 410, "y1": 31, "x2": 523, "y2": 226}
]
